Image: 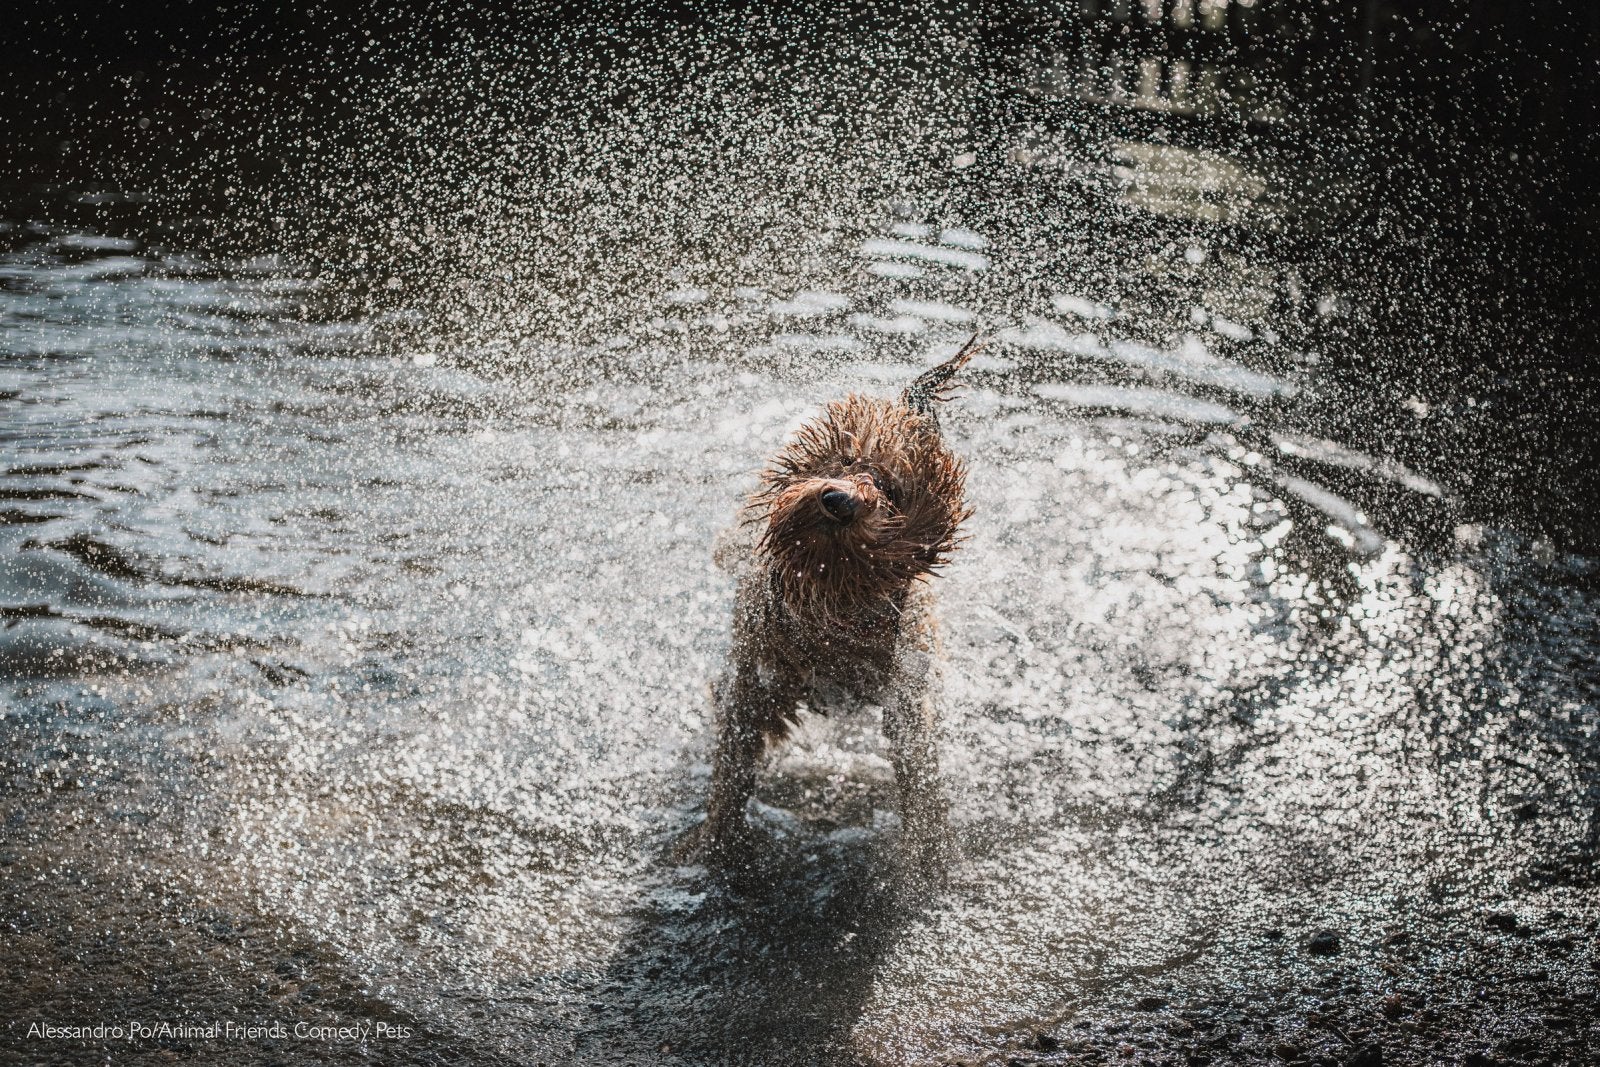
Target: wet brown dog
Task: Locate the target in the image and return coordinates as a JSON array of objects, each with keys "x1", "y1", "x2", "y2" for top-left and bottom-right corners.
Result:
[{"x1": 691, "y1": 336, "x2": 980, "y2": 875}]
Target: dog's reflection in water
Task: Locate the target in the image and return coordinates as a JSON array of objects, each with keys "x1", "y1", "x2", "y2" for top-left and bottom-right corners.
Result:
[
  {"x1": 585, "y1": 826, "x2": 919, "y2": 1065},
  {"x1": 683, "y1": 337, "x2": 982, "y2": 881}
]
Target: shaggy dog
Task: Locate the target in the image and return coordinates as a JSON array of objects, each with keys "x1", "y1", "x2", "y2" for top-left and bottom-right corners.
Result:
[{"x1": 691, "y1": 336, "x2": 980, "y2": 875}]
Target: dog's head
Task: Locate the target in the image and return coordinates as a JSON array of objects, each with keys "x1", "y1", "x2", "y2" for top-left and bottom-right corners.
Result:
[
  {"x1": 761, "y1": 469, "x2": 899, "y2": 563},
  {"x1": 751, "y1": 394, "x2": 971, "y2": 621}
]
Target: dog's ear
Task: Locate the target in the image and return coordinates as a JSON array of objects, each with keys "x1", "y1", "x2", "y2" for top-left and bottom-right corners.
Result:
[{"x1": 712, "y1": 519, "x2": 751, "y2": 573}]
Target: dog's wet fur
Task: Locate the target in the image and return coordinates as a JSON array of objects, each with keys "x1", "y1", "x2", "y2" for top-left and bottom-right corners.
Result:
[{"x1": 690, "y1": 337, "x2": 981, "y2": 878}]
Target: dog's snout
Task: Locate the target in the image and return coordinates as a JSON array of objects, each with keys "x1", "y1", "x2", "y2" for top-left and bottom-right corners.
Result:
[{"x1": 820, "y1": 489, "x2": 857, "y2": 523}]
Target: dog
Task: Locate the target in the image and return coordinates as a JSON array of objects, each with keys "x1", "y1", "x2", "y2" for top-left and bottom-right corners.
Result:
[{"x1": 690, "y1": 335, "x2": 981, "y2": 876}]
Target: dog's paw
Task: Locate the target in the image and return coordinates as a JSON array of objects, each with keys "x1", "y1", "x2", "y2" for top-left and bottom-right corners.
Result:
[
  {"x1": 900, "y1": 826, "x2": 957, "y2": 889},
  {"x1": 669, "y1": 818, "x2": 759, "y2": 868}
]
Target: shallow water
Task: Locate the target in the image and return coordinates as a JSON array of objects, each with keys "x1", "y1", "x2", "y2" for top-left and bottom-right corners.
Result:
[{"x1": 4, "y1": 4, "x2": 1598, "y2": 1065}]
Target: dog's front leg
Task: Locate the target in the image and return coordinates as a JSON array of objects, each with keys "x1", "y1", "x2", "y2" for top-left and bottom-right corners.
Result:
[
  {"x1": 884, "y1": 647, "x2": 953, "y2": 877},
  {"x1": 695, "y1": 661, "x2": 793, "y2": 863},
  {"x1": 702, "y1": 685, "x2": 764, "y2": 859}
]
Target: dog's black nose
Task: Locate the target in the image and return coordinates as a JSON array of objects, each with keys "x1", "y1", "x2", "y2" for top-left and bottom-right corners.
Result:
[{"x1": 820, "y1": 489, "x2": 857, "y2": 523}]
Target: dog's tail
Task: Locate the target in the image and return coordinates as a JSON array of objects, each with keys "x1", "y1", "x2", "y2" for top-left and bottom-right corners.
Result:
[{"x1": 902, "y1": 332, "x2": 985, "y2": 417}]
